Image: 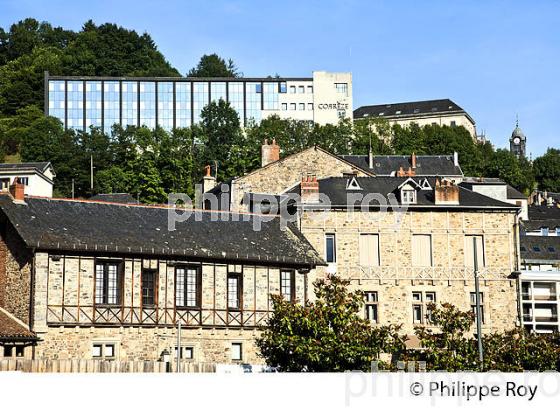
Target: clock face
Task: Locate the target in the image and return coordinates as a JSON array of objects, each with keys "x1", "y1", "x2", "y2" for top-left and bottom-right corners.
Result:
[{"x1": 513, "y1": 137, "x2": 521, "y2": 144}]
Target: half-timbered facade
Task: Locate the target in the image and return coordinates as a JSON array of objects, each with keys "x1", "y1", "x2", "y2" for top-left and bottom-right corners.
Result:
[{"x1": 0, "y1": 190, "x2": 323, "y2": 362}]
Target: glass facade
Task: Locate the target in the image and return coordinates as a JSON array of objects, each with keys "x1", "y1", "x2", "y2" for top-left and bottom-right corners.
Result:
[
  {"x1": 139, "y1": 82, "x2": 156, "y2": 128},
  {"x1": 175, "y1": 82, "x2": 191, "y2": 128},
  {"x1": 85, "y1": 81, "x2": 102, "y2": 129},
  {"x1": 46, "y1": 77, "x2": 317, "y2": 132},
  {"x1": 192, "y1": 82, "x2": 209, "y2": 124},
  {"x1": 122, "y1": 81, "x2": 138, "y2": 127},
  {"x1": 48, "y1": 80, "x2": 65, "y2": 125},
  {"x1": 246, "y1": 82, "x2": 262, "y2": 123},
  {"x1": 67, "y1": 81, "x2": 83, "y2": 129},
  {"x1": 104, "y1": 81, "x2": 120, "y2": 133},
  {"x1": 157, "y1": 82, "x2": 174, "y2": 131}
]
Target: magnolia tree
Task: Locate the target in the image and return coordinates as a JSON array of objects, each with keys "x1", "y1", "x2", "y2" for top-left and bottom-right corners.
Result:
[
  {"x1": 256, "y1": 275, "x2": 405, "y2": 372},
  {"x1": 410, "y1": 303, "x2": 560, "y2": 371}
]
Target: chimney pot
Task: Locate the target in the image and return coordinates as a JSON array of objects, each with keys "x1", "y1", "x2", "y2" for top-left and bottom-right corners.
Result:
[
  {"x1": 411, "y1": 152, "x2": 416, "y2": 169},
  {"x1": 9, "y1": 178, "x2": 25, "y2": 202},
  {"x1": 261, "y1": 138, "x2": 280, "y2": 167},
  {"x1": 301, "y1": 175, "x2": 319, "y2": 203}
]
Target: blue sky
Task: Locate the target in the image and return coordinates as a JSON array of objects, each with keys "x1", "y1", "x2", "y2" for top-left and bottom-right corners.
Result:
[{"x1": 1, "y1": 0, "x2": 559, "y2": 156}]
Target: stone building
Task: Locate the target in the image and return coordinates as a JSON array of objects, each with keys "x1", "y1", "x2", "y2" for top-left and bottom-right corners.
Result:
[
  {"x1": 205, "y1": 142, "x2": 523, "y2": 337},
  {"x1": 0, "y1": 183, "x2": 323, "y2": 362}
]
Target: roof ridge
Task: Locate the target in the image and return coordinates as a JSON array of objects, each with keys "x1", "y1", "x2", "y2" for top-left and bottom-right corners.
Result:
[{"x1": 22, "y1": 194, "x2": 283, "y2": 219}]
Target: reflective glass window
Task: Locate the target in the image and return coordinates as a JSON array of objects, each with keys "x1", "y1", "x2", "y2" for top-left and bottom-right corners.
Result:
[
  {"x1": 48, "y1": 80, "x2": 66, "y2": 127},
  {"x1": 228, "y1": 82, "x2": 244, "y2": 123},
  {"x1": 103, "y1": 81, "x2": 120, "y2": 133},
  {"x1": 122, "y1": 81, "x2": 138, "y2": 127},
  {"x1": 175, "y1": 82, "x2": 191, "y2": 128},
  {"x1": 246, "y1": 82, "x2": 262, "y2": 123},
  {"x1": 157, "y1": 82, "x2": 174, "y2": 131},
  {"x1": 139, "y1": 82, "x2": 156, "y2": 128},
  {"x1": 192, "y1": 82, "x2": 209, "y2": 124},
  {"x1": 85, "y1": 81, "x2": 102, "y2": 129},
  {"x1": 67, "y1": 81, "x2": 84, "y2": 130}
]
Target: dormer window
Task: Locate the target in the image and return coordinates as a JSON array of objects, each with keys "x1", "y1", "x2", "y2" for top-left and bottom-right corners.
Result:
[
  {"x1": 346, "y1": 176, "x2": 362, "y2": 191},
  {"x1": 401, "y1": 187, "x2": 417, "y2": 204}
]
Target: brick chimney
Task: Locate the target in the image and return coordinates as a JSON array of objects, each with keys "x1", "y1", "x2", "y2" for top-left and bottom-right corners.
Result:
[
  {"x1": 202, "y1": 165, "x2": 216, "y2": 193},
  {"x1": 261, "y1": 138, "x2": 280, "y2": 167},
  {"x1": 434, "y1": 178, "x2": 459, "y2": 205},
  {"x1": 397, "y1": 166, "x2": 405, "y2": 177},
  {"x1": 301, "y1": 175, "x2": 319, "y2": 203},
  {"x1": 9, "y1": 178, "x2": 25, "y2": 203}
]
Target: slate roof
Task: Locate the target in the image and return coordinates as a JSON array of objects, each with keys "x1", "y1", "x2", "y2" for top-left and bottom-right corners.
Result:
[
  {"x1": 520, "y1": 236, "x2": 560, "y2": 262},
  {"x1": 340, "y1": 154, "x2": 463, "y2": 176},
  {"x1": 288, "y1": 177, "x2": 520, "y2": 210},
  {"x1": 528, "y1": 206, "x2": 560, "y2": 221},
  {"x1": 506, "y1": 185, "x2": 526, "y2": 200},
  {"x1": 0, "y1": 309, "x2": 36, "y2": 341},
  {"x1": 0, "y1": 196, "x2": 324, "y2": 267},
  {"x1": 353, "y1": 98, "x2": 474, "y2": 124},
  {"x1": 89, "y1": 193, "x2": 138, "y2": 204},
  {"x1": 0, "y1": 162, "x2": 53, "y2": 175}
]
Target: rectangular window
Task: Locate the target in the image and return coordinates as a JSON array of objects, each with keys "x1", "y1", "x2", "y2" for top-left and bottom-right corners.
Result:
[
  {"x1": 299, "y1": 103, "x2": 305, "y2": 111},
  {"x1": 18, "y1": 177, "x2": 29, "y2": 186},
  {"x1": 142, "y1": 268, "x2": 157, "y2": 306},
  {"x1": 255, "y1": 83, "x2": 262, "y2": 94},
  {"x1": 401, "y1": 189, "x2": 416, "y2": 204},
  {"x1": 412, "y1": 291, "x2": 436, "y2": 324},
  {"x1": 365, "y1": 291, "x2": 378, "y2": 323},
  {"x1": 450, "y1": 120, "x2": 457, "y2": 127},
  {"x1": 465, "y1": 235, "x2": 485, "y2": 269},
  {"x1": 308, "y1": 103, "x2": 314, "y2": 111},
  {"x1": 412, "y1": 235, "x2": 432, "y2": 267},
  {"x1": 290, "y1": 103, "x2": 296, "y2": 110},
  {"x1": 335, "y1": 83, "x2": 348, "y2": 96},
  {"x1": 470, "y1": 292, "x2": 485, "y2": 324},
  {"x1": 281, "y1": 103, "x2": 287, "y2": 111},
  {"x1": 541, "y1": 227, "x2": 549, "y2": 236},
  {"x1": 289, "y1": 85, "x2": 296, "y2": 94},
  {"x1": 307, "y1": 85, "x2": 313, "y2": 93},
  {"x1": 359, "y1": 234, "x2": 380, "y2": 267},
  {"x1": 95, "y1": 261, "x2": 122, "y2": 305},
  {"x1": 227, "y1": 273, "x2": 242, "y2": 310},
  {"x1": 231, "y1": 342, "x2": 242, "y2": 361},
  {"x1": 279, "y1": 82, "x2": 287, "y2": 93},
  {"x1": 280, "y1": 270, "x2": 295, "y2": 302},
  {"x1": 92, "y1": 343, "x2": 115, "y2": 359},
  {"x1": 325, "y1": 233, "x2": 336, "y2": 263},
  {"x1": 175, "y1": 266, "x2": 201, "y2": 308},
  {"x1": 175, "y1": 346, "x2": 194, "y2": 360},
  {"x1": 298, "y1": 85, "x2": 305, "y2": 94},
  {"x1": 0, "y1": 178, "x2": 9, "y2": 190}
]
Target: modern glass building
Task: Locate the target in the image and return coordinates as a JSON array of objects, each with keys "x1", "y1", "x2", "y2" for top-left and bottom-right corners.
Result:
[{"x1": 45, "y1": 71, "x2": 353, "y2": 133}]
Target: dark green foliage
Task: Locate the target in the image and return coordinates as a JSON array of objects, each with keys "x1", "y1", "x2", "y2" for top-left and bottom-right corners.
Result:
[
  {"x1": 408, "y1": 303, "x2": 560, "y2": 371},
  {"x1": 0, "y1": 18, "x2": 179, "y2": 115},
  {"x1": 256, "y1": 275, "x2": 406, "y2": 371},
  {"x1": 187, "y1": 53, "x2": 240, "y2": 77},
  {"x1": 533, "y1": 148, "x2": 560, "y2": 192}
]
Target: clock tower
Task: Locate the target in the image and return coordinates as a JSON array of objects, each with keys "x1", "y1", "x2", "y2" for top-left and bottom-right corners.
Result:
[{"x1": 509, "y1": 119, "x2": 526, "y2": 159}]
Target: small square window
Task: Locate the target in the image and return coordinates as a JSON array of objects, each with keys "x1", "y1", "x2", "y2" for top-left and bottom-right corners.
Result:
[
  {"x1": 281, "y1": 103, "x2": 287, "y2": 111},
  {"x1": 104, "y1": 344, "x2": 115, "y2": 358},
  {"x1": 412, "y1": 292, "x2": 422, "y2": 302},
  {"x1": 299, "y1": 103, "x2": 305, "y2": 111},
  {"x1": 3, "y1": 346, "x2": 13, "y2": 357},
  {"x1": 231, "y1": 342, "x2": 242, "y2": 361},
  {"x1": 450, "y1": 120, "x2": 457, "y2": 127},
  {"x1": 308, "y1": 103, "x2": 314, "y2": 111},
  {"x1": 279, "y1": 82, "x2": 287, "y2": 93},
  {"x1": 425, "y1": 292, "x2": 436, "y2": 302},
  {"x1": 184, "y1": 346, "x2": 194, "y2": 360},
  {"x1": 307, "y1": 85, "x2": 313, "y2": 93},
  {"x1": 92, "y1": 344, "x2": 102, "y2": 358},
  {"x1": 289, "y1": 85, "x2": 296, "y2": 94},
  {"x1": 255, "y1": 84, "x2": 262, "y2": 93},
  {"x1": 290, "y1": 103, "x2": 296, "y2": 110}
]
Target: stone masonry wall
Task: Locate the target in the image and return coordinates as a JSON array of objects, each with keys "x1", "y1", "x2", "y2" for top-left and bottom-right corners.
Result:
[
  {"x1": 300, "y1": 209, "x2": 519, "y2": 334},
  {"x1": 0, "y1": 222, "x2": 33, "y2": 324},
  {"x1": 231, "y1": 146, "x2": 370, "y2": 211}
]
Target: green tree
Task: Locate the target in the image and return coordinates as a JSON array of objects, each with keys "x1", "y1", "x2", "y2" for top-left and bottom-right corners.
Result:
[
  {"x1": 0, "y1": 46, "x2": 64, "y2": 115},
  {"x1": 533, "y1": 148, "x2": 560, "y2": 192},
  {"x1": 485, "y1": 149, "x2": 534, "y2": 193},
  {"x1": 256, "y1": 275, "x2": 405, "y2": 371},
  {"x1": 187, "y1": 53, "x2": 240, "y2": 77},
  {"x1": 199, "y1": 99, "x2": 245, "y2": 180}
]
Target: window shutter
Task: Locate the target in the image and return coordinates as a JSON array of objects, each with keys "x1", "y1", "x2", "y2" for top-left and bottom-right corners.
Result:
[
  {"x1": 412, "y1": 235, "x2": 432, "y2": 267},
  {"x1": 360, "y1": 234, "x2": 380, "y2": 266}
]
